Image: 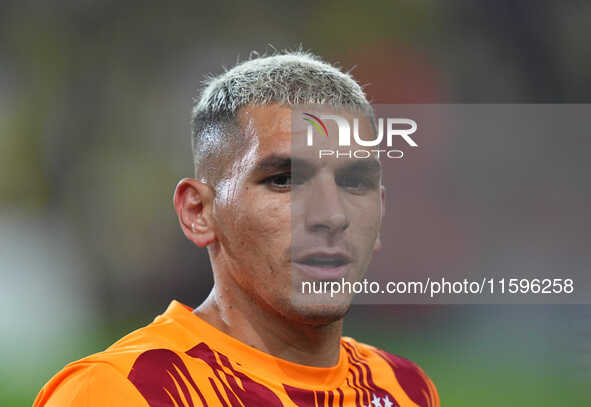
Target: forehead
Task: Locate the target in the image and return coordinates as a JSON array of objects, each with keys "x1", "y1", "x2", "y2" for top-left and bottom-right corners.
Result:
[
  {"x1": 237, "y1": 104, "x2": 292, "y2": 155},
  {"x1": 236, "y1": 104, "x2": 375, "y2": 155}
]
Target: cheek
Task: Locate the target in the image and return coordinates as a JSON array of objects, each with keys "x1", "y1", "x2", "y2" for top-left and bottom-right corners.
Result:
[
  {"x1": 227, "y1": 192, "x2": 291, "y2": 257},
  {"x1": 349, "y1": 197, "x2": 381, "y2": 239}
]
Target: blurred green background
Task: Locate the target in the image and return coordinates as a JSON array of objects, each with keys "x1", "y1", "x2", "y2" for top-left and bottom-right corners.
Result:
[{"x1": 1, "y1": 0, "x2": 590, "y2": 405}]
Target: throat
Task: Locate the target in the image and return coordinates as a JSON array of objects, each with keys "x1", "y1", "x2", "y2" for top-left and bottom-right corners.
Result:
[{"x1": 193, "y1": 287, "x2": 344, "y2": 368}]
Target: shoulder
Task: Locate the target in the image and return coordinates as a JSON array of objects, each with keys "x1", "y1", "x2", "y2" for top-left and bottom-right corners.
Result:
[
  {"x1": 341, "y1": 337, "x2": 440, "y2": 407},
  {"x1": 33, "y1": 360, "x2": 147, "y2": 407},
  {"x1": 34, "y1": 312, "x2": 204, "y2": 407}
]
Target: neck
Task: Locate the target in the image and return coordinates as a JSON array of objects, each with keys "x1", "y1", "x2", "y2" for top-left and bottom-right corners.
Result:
[{"x1": 193, "y1": 274, "x2": 343, "y2": 368}]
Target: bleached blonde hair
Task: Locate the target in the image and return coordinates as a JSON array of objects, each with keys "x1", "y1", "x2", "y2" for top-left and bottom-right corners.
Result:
[{"x1": 191, "y1": 50, "x2": 372, "y2": 182}]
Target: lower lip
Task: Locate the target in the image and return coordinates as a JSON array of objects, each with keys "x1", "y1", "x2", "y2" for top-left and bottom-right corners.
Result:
[{"x1": 293, "y1": 262, "x2": 350, "y2": 280}]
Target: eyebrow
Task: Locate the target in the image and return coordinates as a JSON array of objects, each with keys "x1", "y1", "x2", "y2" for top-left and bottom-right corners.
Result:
[
  {"x1": 340, "y1": 158, "x2": 382, "y2": 174},
  {"x1": 254, "y1": 155, "x2": 292, "y2": 173},
  {"x1": 254, "y1": 154, "x2": 319, "y2": 172},
  {"x1": 254, "y1": 154, "x2": 382, "y2": 174}
]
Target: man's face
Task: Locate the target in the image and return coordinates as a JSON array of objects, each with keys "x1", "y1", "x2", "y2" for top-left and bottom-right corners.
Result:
[{"x1": 212, "y1": 103, "x2": 383, "y2": 325}]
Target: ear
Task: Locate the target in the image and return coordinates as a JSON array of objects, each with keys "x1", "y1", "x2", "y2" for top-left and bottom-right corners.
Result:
[
  {"x1": 173, "y1": 178, "x2": 216, "y2": 248},
  {"x1": 373, "y1": 185, "x2": 386, "y2": 252}
]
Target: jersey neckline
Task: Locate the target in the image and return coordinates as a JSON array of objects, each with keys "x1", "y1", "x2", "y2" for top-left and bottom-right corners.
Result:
[{"x1": 159, "y1": 299, "x2": 352, "y2": 389}]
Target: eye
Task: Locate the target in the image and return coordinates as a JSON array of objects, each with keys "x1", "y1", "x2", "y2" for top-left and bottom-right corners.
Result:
[
  {"x1": 263, "y1": 173, "x2": 292, "y2": 191},
  {"x1": 336, "y1": 174, "x2": 377, "y2": 193}
]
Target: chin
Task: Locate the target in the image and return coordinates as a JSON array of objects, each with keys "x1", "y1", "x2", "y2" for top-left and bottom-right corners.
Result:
[{"x1": 284, "y1": 294, "x2": 353, "y2": 326}]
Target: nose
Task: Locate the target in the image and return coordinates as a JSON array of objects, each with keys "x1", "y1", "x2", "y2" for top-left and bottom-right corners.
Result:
[{"x1": 303, "y1": 172, "x2": 350, "y2": 236}]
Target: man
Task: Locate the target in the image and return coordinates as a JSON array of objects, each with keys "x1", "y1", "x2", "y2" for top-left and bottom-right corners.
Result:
[{"x1": 34, "y1": 51, "x2": 439, "y2": 407}]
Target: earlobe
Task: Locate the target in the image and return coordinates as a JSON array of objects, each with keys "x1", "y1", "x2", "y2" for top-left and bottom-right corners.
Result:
[
  {"x1": 173, "y1": 178, "x2": 216, "y2": 248},
  {"x1": 373, "y1": 236, "x2": 382, "y2": 252}
]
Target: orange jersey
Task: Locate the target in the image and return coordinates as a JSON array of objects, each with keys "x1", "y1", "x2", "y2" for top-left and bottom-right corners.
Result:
[{"x1": 34, "y1": 300, "x2": 439, "y2": 407}]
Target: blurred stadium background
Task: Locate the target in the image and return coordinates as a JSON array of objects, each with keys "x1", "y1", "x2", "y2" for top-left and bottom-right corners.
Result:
[{"x1": 1, "y1": 0, "x2": 590, "y2": 405}]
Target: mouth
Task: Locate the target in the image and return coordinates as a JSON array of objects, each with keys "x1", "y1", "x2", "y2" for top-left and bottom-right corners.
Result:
[
  {"x1": 296, "y1": 253, "x2": 351, "y2": 268},
  {"x1": 293, "y1": 251, "x2": 352, "y2": 280}
]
